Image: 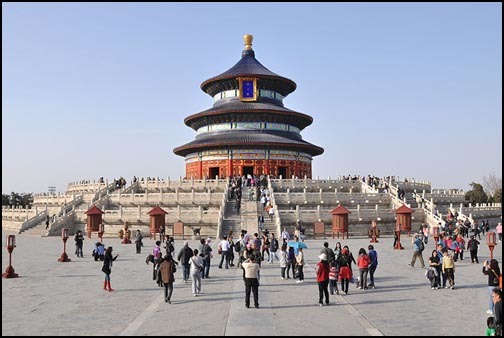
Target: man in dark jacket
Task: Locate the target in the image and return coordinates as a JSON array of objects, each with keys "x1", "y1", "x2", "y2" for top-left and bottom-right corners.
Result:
[
  {"x1": 199, "y1": 238, "x2": 212, "y2": 279},
  {"x1": 492, "y1": 288, "x2": 502, "y2": 336},
  {"x1": 320, "y1": 242, "x2": 336, "y2": 266},
  {"x1": 177, "y1": 241, "x2": 193, "y2": 282}
]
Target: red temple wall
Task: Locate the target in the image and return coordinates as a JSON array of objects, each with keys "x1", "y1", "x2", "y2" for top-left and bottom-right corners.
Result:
[{"x1": 185, "y1": 159, "x2": 312, "y2": 179}]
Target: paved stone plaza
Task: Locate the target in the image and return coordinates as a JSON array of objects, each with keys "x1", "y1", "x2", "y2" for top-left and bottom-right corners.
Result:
[{"x1": 2, "y1": 229, "x2": 502, "y2": 336}]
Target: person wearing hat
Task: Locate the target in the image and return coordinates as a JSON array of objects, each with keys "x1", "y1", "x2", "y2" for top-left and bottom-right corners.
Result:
[{"x1": 316, "y1": 253, "x2": 330, "y2": 306}]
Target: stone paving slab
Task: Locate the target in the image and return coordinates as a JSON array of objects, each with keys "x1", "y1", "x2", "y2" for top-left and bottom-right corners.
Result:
[{"x1": 2, "y1": 230, "x2": 502, "y2": 336}]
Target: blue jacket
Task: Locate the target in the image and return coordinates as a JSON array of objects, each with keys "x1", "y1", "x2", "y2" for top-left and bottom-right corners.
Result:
[{"x1": 368, "y1": 249, "x2": 378, "y2": 268}]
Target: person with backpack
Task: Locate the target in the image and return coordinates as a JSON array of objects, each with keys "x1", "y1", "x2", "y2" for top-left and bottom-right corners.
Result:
[
  {"x1": 408, "y1": 233, "x2": 426, "y2": 269},
  {"x1": 320, "y1": 242, "x2": 336, "y2": 266},
  {"x1": 164, "y1": 236, "x2": 175, "y2": 256}
]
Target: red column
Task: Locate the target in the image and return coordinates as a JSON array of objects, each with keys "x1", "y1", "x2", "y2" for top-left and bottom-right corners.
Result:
[
  {"x1": 228, "y1": 158, "x2": 232, "y2": 177},
  {"x1": 198, "y1": 160, "x2": 203, "y2": 179}
]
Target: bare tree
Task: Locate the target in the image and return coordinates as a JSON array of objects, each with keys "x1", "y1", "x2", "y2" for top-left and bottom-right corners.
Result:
[{"x1": 483, "y1": 172, "x2": 502, "y2": 197}]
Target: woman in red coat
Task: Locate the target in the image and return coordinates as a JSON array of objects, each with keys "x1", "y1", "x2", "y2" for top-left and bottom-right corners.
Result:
[{"x1": 316, "y1": 253, "x2": 330, "y2": 306}]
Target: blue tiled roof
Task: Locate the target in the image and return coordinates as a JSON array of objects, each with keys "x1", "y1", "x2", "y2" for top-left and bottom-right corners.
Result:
[
  {"x1": 173, "y1": 130, "x2": 324, "y2": 157},
  {"x1": 201, "y1": 50, "x2": 296, "y2": 97},
  {"x1": 184, "y1": 99, "x2": 313, "y2": 130}
]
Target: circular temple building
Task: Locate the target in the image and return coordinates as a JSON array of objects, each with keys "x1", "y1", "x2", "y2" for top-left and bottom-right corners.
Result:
[{"x1": 173, "y1": 34, "x2": 324, "y2": 179}]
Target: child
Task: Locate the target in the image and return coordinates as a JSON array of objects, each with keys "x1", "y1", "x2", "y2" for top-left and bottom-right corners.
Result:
[
  {"x1": 329, "y1": 261, "x2": 339, "y2": 295},
  {"x1": 486, "y1": 316, "x2": 496, "y2": 336},
  {"x1": 442, "y1": 249, "x2": 456, "y2": 289}
]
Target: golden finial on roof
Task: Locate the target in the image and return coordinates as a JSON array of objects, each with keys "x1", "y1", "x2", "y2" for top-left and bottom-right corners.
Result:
[{"x1": 244, "y1": 34, "x2": 253, "y2": 50}]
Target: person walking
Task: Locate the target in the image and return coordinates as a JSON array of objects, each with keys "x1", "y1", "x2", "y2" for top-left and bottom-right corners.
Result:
[
  {"x1": 45, "y1": 214, "x2": 50, "y2": 230},
  {"x1": 258, "y1": 215, "x2": 265, "y2": 232},
  {"x1": 198, "y1": 238, "x2": 212, "y2": 279},
  {"x1": 329, "y1": 260, "x2": 339, "y2": 295},
  {"x1": 281, "y1": 227, "x2": 290, "y2": 244},
  {"x1": 268, "y1": 205, "x2": 275, "y2": 221},
  {"x1": 338, "y1": 247, "x2": 352, "y2": 295},
  {"x1": 152, "y1": 241, "x2": 162, "y2": 281},
  {"x1": 296, "y1": 247, "x2": 305, "y2": 283},
  {"x1": 357, "y1": 248, "x2": 370, "y2": 290},
  {"x1": 316, "y1": 253, "x2": 330, "y2": 306},
  {"x1": 367, "y1": 245, "x2": 378, "y2": 289},
  {"x1": 74, "y1": 230, "x2": 84, "y2": 258},
  {"x1": 159, "y1": 254, "x2": 176, "y2": 303},
  {"x1": 483, "y1": 259, "x2": 501, "y2": 314},
  {"x1": 268, "y1": 233, "x2": 279, "y2": 264},
  {"x1": 177, "y1": 241, "x2": 194, "y2": 283},
  {"x1": 101, "y1": 246, "x2": 118, "y2": 292},
  {"x1": 496, "y1": 222, "x2": 502, "y2": 242},
  {"x1": 135, "y1": 230, "x2": 143, "y2": 254},
  {"x1": 189, "y1": 249, "x2": 204, "y2": 296},
  {"x1": 218, "y1": 235, "x2": 230, "y2": 269},
  {"x1": 467, "y1": 235, "x2": 480, "y2": 264},
  {"x1": 408, "y1": 233, "x2": 426, "y2": 268}
]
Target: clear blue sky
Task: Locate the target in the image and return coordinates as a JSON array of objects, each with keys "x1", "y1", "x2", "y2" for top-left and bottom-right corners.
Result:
[{"x1": 2, "y1": 3, "x2": 502, "y2": 194}]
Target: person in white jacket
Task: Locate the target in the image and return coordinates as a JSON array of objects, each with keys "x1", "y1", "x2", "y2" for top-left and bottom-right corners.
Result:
[{"x1": 189, "y1": 248, "x2": 204, "y2": 296}]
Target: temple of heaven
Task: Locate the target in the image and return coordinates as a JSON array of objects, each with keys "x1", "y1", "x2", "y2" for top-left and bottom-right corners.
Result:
[{"x1": 173, "y1": 34, "x2": 324, "y2": 179}]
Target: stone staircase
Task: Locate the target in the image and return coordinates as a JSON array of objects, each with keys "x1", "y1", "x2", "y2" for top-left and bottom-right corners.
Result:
[
  {"x1": 240, "y1": 187, "x2": 260, "y2": 235},
  {"x1": 257, "y1": 203, "x2": 277, "y2": 235},
  {"x1": 221, "y1": 196, "x2": 242, "y2": 237},
  {"x1": 22, "y1": 221, "x2": 50, "y2": 236}
]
